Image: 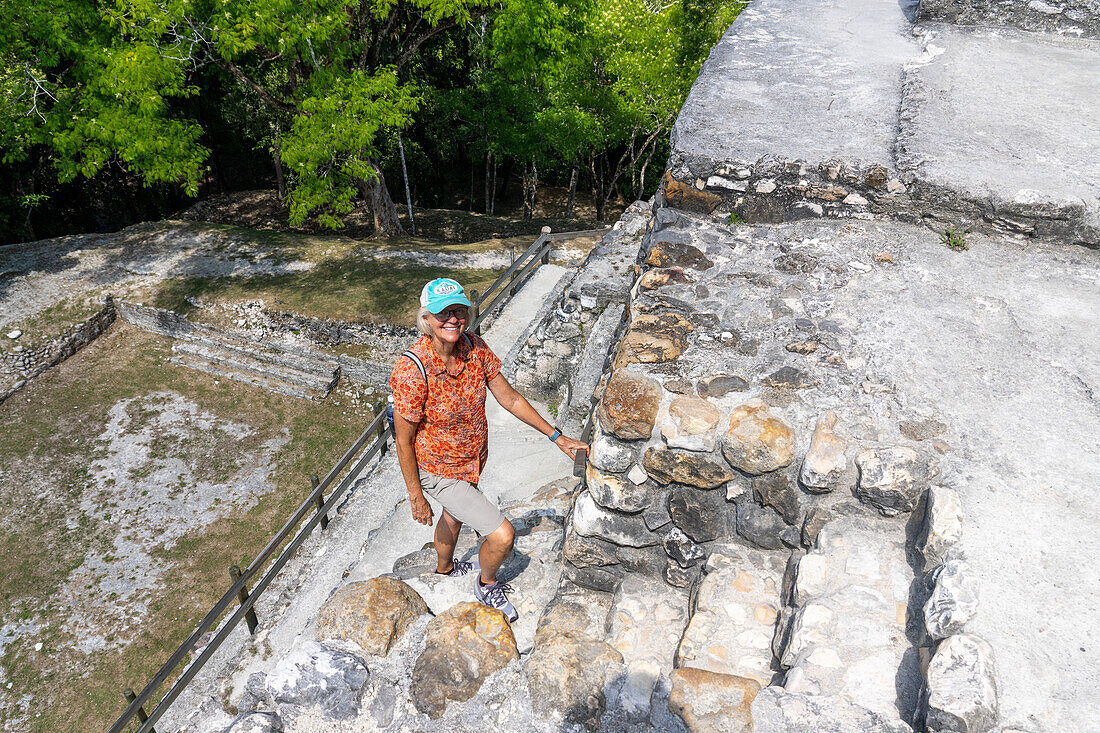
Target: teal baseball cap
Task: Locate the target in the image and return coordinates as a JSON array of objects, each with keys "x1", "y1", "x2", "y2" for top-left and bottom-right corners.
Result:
[{"x1": 420, "y1": 277, "x2": 473, "y2": 314}]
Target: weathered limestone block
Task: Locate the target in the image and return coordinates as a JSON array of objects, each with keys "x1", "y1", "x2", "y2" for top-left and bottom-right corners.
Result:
[
  {"x1": 751, "y1": 687, "x2": 911, "y2": 733},
  {"x1": 564, "y1": 517, "x2": 666, "y2": 573},
  {"x1": 598, "y1": 369, "x2": 661, "y2": 440},
  {"x1": 537, "y1": 583, "x2": 614, "y2": 642},
  {"x1": 762, "y1": 366, "x2": 818, "y2": 390},
  {"x1": 646, "y1": 225, "x2": 716, "y2": 268},
  {"x1": 799, "y1": 412, "x2": 848, "y2": 492},
  {"x1": 925, "y1": 634, "x2": 999, "y2": 733},
  {"x1": 668, "y1": 395, "x2": 720, "y2": 429},
  {"x1": 613, "y1": 312, "x2": 696, "y2": 368},
  {"x1": 697, "y1": 374, "x2": 750, "y2": 397},
  {"x1": 586, "y1": 463, "x2": 657, "y2": 513},
  {"x1": 314, "y1": 577, "x2": 429, "y2": 656},
  {"x1": 221, "y1": 712, "x2": 284, "y2": 733},
  {"x1": 668, "y1": 484, "x2": 728, "y2": 543},
  {"x1": 855, "y1": 446, "x2": 936, "y2": 516},
  {"x1": 668, "y1": 667, "x2": 759, "y2": 733},
  {"x1": 677, "y1": 544, "x2": 786, "y2": 685},
  {"x1": 526, "y1": 626, "x2": 624, "y2": 729},
  {"x1": 590, "y1": 428, "x2": 637, "y2": 473},
  {"x1": 572, "y1": 490, "x2": 659, "y2": 547},
  {"x1": 722, "y1": 400, "x2": 795, "y2": 475},
  {"x1": 924, "y1": 560, "x2": 980, "y2": 640},
  {"x1": 640, "y1": 267, "x2": 693, "y2": 290},
  {"x1": 607, "y1": 574, "x2": 691, "y2": 718},
  {"x1": 661, "y1": 396, "x2": 721, "y2": 453},
  {"x1": 662, "y1": 526, "x2": 706, "y2": 567},
  {"x1": 265, "y1": 642, "x2": 369, "y2": 720},
  {"x1": 800, "y1": 505, "x2": 830, "y2": 547},
  {"x1": 779, "y1": 516, "x2": 918, "y2": 722},
  {"x1": 753, "y1": 470, "x2": 806, "y2": 525},
  {"x1": 643, "y1": 446, "x2": 735, "y2": 488},
  {"x1": 410, "y1": 602, "x2": 519, "y2": 718},
  {"x1": 921, "y1": 485, "x2": 963, "y2": 572},
  {"x1": 734, "y1": 499, "x2": 796, "y2": 550}
]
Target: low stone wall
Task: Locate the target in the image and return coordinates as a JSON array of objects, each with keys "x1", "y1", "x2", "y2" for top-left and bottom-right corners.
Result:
[
  {"x1": 0, "y1": 297, "x2": 117, "y2": 403},
  {"x1": 509, "y1": 201, "x2": 653, "y2": 427},
  {"x1": 919, "y1": 0, "x2": 1100, "y2": 39}
]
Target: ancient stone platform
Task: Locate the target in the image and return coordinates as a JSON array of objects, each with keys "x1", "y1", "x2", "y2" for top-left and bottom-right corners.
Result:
[{"x1": 669, "y1": 0, "x2": 1100, "y2": 245}]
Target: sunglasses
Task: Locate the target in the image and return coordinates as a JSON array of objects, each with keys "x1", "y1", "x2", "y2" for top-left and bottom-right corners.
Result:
[{"x1": 432, "y1": 306, "x2": 469, "y2": 322}]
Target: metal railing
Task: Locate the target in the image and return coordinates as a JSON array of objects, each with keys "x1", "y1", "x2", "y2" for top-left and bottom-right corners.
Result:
[{"x1": 110, "y1": 225, "x2": 606, "y2": 733}]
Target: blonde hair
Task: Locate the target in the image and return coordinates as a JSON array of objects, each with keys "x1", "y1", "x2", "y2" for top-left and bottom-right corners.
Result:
[{"x1": 416, "y1": 306, "x2": 432, "y2": 336}]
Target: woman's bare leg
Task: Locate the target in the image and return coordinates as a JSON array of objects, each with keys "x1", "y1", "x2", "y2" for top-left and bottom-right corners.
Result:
[
  {"x1": 478, "y1": 519, "x2": 516, "y2": 584},
  {"x1": 434, "y1": 510, "x2": 463, "y2": 573}
]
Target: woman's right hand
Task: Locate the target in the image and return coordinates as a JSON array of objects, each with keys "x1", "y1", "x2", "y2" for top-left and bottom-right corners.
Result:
[{"x1": 410, "y1": 494, "x2": 434, "y2": 525}]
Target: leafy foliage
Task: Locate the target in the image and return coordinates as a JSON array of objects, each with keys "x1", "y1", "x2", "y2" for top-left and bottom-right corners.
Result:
[{"x1": 0, "y1": 0, "x2": 745, "y2": 239}]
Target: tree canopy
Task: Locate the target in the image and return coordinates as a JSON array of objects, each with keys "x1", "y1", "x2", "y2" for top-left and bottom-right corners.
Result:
[{"x1": 0, "y1": 0, "x2": 745, "y2": 240}]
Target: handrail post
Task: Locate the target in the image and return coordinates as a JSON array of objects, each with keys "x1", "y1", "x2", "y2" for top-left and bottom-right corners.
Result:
[
  {"x1": 311, "y1": 474, "x2": 328, "y2": 530},
  {"x1": 124, "y1": 689, "x2": 155, "y2": 732},
  {"x1": 540, "y1": 226, "x2": 551, "y2": 265},
  {"x1": 469, "y1": 289, "x2": 480, "y2": 335},
  {"x1": 229, "y1": 565, "x2": 259, "y2": 635},
  {"x1": 375, "y1": 402, "x2": 388, "y2": 456}
]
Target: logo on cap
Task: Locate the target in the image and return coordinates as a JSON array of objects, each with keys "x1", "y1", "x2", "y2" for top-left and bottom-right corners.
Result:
[{"x1": 433, "y1": 281, "x2": 458, "y2": 295}]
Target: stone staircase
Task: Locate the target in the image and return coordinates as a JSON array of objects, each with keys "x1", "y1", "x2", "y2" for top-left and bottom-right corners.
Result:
[
  {"x1": 170, "y1": 1, "x2": 1099, "y2": 731},
  {"x1": 170, "y1": 331, "x2": 340, "y2": 401}
]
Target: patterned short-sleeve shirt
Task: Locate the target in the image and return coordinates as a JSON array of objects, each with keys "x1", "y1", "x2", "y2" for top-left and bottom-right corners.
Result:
[{"x1": 389, "y1": 333, "x2": 502, "y2": 485}]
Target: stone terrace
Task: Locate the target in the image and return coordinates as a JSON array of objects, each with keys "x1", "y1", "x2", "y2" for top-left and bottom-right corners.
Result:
[{"x1": 669, "y1": 0, "x2": 1100, "y2": 245}]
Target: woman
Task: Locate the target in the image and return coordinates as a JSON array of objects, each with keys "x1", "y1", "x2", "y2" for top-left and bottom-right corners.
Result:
[{"x1": 390, "y1": 277, "x2": 587, "y2": 621}]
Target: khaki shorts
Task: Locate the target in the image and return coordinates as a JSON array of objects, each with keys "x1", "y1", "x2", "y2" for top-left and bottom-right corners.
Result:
[{"x1": 419, "y1": 470, "x2": 506, "y2": 536}]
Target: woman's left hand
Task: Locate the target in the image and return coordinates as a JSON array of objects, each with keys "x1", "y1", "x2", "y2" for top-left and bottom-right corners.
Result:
[{"x1": 554, "y1": 435, "x2": 589, "y2": 461}]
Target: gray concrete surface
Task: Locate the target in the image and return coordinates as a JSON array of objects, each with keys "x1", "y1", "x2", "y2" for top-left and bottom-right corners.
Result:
[
  {"x1": 706, "y1": 215, "x2": 1098, "y2": 732},
  {"x1": 831, "y1": 224, "x2": 1100, "y2": 732},
  {"x1": 898, "y1": 23, "x2": 1100, "y2": 242},
  {"x1": 669, "y1": 0, "x2": 916, "y2": 179}
]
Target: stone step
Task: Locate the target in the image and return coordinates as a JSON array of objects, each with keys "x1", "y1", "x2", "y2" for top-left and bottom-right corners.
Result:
[
  {"x1": 183, "y1": 327, "x2": 339, "y2": 377},
  {"x1": 668, "y1": 0, "x2": 1100, "y2": 245},
  {"x1": 919, "y1": 0, "x2": 1100, "y2": 40},
  {"x1": 775, "y1": 515, "x2": 921, "y2": 725},
  {"x1": 169, "y1": 353, "x2": 327, "y2": 401},
  {"x1": 172, "y1": 340, "x2": 338, "y2": 393}
]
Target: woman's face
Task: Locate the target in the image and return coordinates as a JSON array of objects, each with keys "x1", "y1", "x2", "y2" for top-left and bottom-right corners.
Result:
[{"x1": 429, "y1": 304, "x2": 469, "y2": 345}]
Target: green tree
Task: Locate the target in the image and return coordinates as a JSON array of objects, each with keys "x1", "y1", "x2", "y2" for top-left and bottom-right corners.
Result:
[{"x1": 1, "y1": 0, "x2": 492, "y2": 235}]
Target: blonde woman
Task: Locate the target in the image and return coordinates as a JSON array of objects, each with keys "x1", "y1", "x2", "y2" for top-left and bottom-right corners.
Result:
[{"x1": 389, "y1": 278, "x2": 586, "y2": 620}]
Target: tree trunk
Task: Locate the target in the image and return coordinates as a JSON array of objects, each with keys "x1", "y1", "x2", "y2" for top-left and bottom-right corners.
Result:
[
  {"x1": 485, "y1": 151, "x2": 492, "y2": 215},
  {"x1": 273, "y1": 137, "x2": 286, "y2": 201},
  {"x1": 361, "y1": 160, "x2": 404, "y2": 237},
  {"x1": 566, "y1": 158, "x2": 578, "y2": 218},
  {"x1": 521, "y1": 159, "x2": 538, "y2": 220},
  {"x1": 638, "y1": 142, "x2": 657, "y2": 199},
  {"x1": 590, "y1": 155, "x2": 606, "y2": 221}
]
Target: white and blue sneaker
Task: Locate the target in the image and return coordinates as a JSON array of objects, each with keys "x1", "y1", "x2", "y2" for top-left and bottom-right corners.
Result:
[
  {"x1": 474, "y1": 578, "x2": 518, "y2": 622},
  {"x1": 436, "y1": 559, "x2": 480, "y2": 577}
]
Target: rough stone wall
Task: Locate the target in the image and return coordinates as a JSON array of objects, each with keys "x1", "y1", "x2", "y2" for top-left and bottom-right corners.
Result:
[
  {"x1": 118, "y1": 301, "x2": 393, "y2": 387},
  {"x1": 0, "y1": 297, "x2": 117, "y2": 403},
  {"x1": 919, "y1": 0, "x2": 1100, "y2": 39},
  {"x1": 510, "y1": 201, "x2": 653, "y2": 426}
]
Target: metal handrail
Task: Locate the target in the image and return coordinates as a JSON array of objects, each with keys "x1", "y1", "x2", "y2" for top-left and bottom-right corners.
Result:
[
  {"x1": 110, "y1": 410, "x2": 388, "y2": 733},
  {"x1": 111, "y1": 224, "x2": 607, "y2": 733}
]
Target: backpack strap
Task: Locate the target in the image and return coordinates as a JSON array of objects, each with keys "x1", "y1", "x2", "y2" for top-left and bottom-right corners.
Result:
[
  {"x1": 402, "y1": 333, "x2": 473, "y2": 385},
  {"x1": 401, "y1": 350, "x2": 427, "y2": 384}
]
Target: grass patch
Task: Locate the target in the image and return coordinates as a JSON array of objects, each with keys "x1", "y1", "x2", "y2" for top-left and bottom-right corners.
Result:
[
  {"x1": 0, "y1": 324, "x2": 373, "y2": 732},
  {"x1": 939, "y1": 227, "x2": 971, "y2": 252},
  {"x1": 150, "y1": 259, "x2": 500, "y2": 327}
]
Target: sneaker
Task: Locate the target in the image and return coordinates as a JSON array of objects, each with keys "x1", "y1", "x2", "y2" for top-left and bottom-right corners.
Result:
[
  {"x1": 436, "y1": 559, "x2": 480, "y2": 577},
  {"x1": 473, "y1": 578, "x2": 518, "y2": 622}
]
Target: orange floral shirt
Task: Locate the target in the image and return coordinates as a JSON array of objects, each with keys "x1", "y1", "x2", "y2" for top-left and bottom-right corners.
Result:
[{"x1": 390, "y1": 333, "x2": 502, "y2": 485}]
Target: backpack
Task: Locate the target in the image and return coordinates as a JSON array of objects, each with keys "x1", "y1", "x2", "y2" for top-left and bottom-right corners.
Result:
[{"x1": 388, "y1": 333, "x2": 473, "y2": 431}]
